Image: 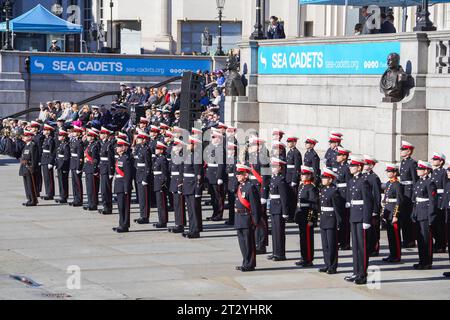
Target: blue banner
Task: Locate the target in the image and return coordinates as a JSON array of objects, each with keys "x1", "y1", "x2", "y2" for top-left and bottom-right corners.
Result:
[
  {"x1": 30, "y1": 56, "x2": 212, "y2": 76},
  {"x1": 258, "y1": 42, "x2": 400, "y2": 75}
]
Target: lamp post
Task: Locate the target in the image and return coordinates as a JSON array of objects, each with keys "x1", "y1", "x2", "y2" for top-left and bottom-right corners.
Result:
[
  {"x1": 109, "y1": 0, "x2": 114, "y2": 50},
  {"x1": 2, "y1": 0, "x2": 13, "y2": 50},
  {"x1": 413, "y1": 0, "x2": 436, "y2": 31},
  {"x1": 216, "y1": 0, "x2": 225, "y2": 56},
  {"x1": 250, "y1": 0, "x2": 266, "y2": 40}
]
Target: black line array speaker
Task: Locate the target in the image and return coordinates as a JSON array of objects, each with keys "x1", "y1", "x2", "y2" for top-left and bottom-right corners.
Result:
[
  {"x1": 179, "y1": 71, "x2": 204, "y2": 130},
  {"x1": 129, "y1": 105, "x2": 146, "y2": 126}
]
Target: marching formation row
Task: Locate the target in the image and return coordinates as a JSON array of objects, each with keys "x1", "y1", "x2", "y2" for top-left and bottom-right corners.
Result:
[{"x1": 13, "y1": 119, "x2": 450, "y2": 284}]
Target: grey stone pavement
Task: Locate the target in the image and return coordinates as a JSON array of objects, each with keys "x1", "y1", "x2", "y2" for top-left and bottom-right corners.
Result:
[{"x1": 0, "y1": 155, "x2": 449, "y2": 300}]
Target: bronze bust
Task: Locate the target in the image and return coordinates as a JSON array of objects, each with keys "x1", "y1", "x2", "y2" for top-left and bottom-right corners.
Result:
[
  {"x1": 380, "y1": 53, "x2": 409, "y2": 102},
  {"x1": 224, "y1": 55, "x2": 246, "y2": 97}
]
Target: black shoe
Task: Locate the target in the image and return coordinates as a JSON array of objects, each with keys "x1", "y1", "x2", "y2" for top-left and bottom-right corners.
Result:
[
  {"x1": 382, "y1": 256, "x2": 393, "y2": 262},
  {"x1": 100, "y1": 209, "x2": 112, "y2": 215},
  {"x1": 344, "y1": 274, "x2": 357, "y2": 282},
  {"x1": 295, "y1": 259, "x2": 304, "y2": 266},
  {"x1": 327, "y1": 269, "x2": 337, "y2": 274},
  {"x1": 187, "y1": 233, "x2": 200, "y2": 239},
  {"x1": 134, "y1": 218, "x2": 150, "y2": 224},
  {"x1": 413, "y1": 263, "x2": 423, "y2": 270},
  {"x1": 154, "y1": 223, "x2": 167, "y2": 229},
  {"x1": 83, "y1": 206, "x2": 88, "y2": 211},
  {"x1": 256, "y1": 249, "x2": 267, "y2": 255},
  {"x1": 443, "y1": 272, "x2": 450, "y2": 277},
  {"x1": 171, "y1": 226, "x2": 185, "y2": 234},
  {"x1": 340, "y1": 245, "x2": 351, "y2": 250},
  {"x1": 433, "y1": 248, "x2": 446, "y2": 254},
  {"x1": 112, "y1": 227, "x2": 128, "y2": 233},
  {"x1": 59, "y1": 199, "x2": 67, "y2": 204},
  {"x1": 354, "y1": 277, "x2": 367, "y2": 285},
  {"x1": 72, "y1": 203, "x2": 82, "y2": 207},
  {"x1": 55, "y1": 199, "x2": 60, "y2": 203},
  {"x1": 266, "y1": 255, "x2": 274, "y2": 260},
  {"x1": 301, "y1": 261, "x2": 314, "y2": 267},
  {"x1": 182, "y1": 232, "x2": 190, "y2": 238},
  {"x1": 23, "y1": 202, "x2": 37, "y2": 207},
  {"x1": 370, "y1": 251, "x2": 379, "y2": 257},
  {"x1": 421, "y1": 264, "x2": 432, "y2": 270},
  {"x1": 224, "y1": 220, "x2": 234, "y2": 226},
  {"x1": 273, "y1": 256, "x2": 286, "y2": 261},
  {"x1": 383, "y1": 257, "x2": 401, "y2": 263},
  {"x1": 211, "y1": 216, "x2": 223, "y2": 221},
  {"x1": 88, "y1": 207, "x2": 98, "y2": 211},
  {"x1": 43, "y1": 196, "x2": 54, "y2": 201},
  {"x1": 404, "y1": 241, "x2": 416, "y2": 248},
  {"x1": 319, "y1": 267, "x2": 328, "y2": 273},
  {"x1": 236, "y1": 266, "x2": 255, "y2": 272}
]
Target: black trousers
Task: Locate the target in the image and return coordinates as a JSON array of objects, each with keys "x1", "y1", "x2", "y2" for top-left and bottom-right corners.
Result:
[
  {"x1": 416, "y1": 220, "x2": 433, "y2": 266},
  {"x1": 237, "y1": 226, "x2": 256, "y2": 269},
  {"x1": 447, "y1": 214, "x2": 450, "y2": 261},
  {"x1": 210, "y1": 184, "x2": 225, "y2": 218},
  {"x1": 85, "y1": 173, "x2": 99, "y2": 209},
  {"x1": 386, "y1": 221, "x2": 402, "y2": 260},
  {"x1": 172, "y1": 192, "x2": 186, "y2": 227},
  {"x1": 320, "y1": 228, "x2": 338, "y2": 270},
  {"x1": 270, "y1": 214, "x2": 286, "y2": 258},
  {"x1": 23, "y1": 174, "x2": 38, "y2": 204},
  {"x1": 41, "y1": 165, "x2": 55, "y2": 197},
  {"x1": 117, "y1": 192, "x2": 130, "y2": 229},
  {"x1": 298, "y1": 220, "x2": 315, "y2": 263},
  {"x1": 186, "y1": 195, "x2": 202, "y2": 235},
  {"x1": 71, "y1": 170, "x2": 83, "y2": 205},
  {"x1": 57, "y1": 170, "x2": 69, "y2": 201},
  {"x1": 288, "y1": 184, "x2": 298, "y2": 219},
  {"x1": 227, "y1": 191, "x2": 236, "y2": 224},
  {"x1": 137, "y1": 183, "x2": 150, "y2": 219},
  {"x1": 338, "y1": 209, "x2": 351, "y2": 248},
  {"x1": 36, "y1": 164, "x2": 42, "y2": 194},
  {"x1": 369, "y1": 215, "x2": 381, "y2": 254},
  {"x1": 100, "y1": 174, "x2": 113, "y2": 213},
  {"x1": 155, "y1": 189, "x2": 168, "y2": 224},
  {"x1": 255, "y1": 205, "x2": 269, "y2": 251},
  {"x1": 350, "y1": 222, "x2": 370, "y2": 279},
  {"x1": 401, "y1": 198, "x2": 416, "y2": 245},
  {"x1": 432, "y1": 208, "x2": 446, "y2": 251}
]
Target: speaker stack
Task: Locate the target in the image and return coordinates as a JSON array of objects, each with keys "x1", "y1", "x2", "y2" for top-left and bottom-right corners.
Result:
[{"x1": 179, "y1": 71, "x2": 204, "y2": 130}]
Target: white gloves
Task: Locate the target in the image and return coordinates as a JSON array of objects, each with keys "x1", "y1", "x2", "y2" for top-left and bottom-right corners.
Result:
[
  {"x1": 48, "y1": 164, "x2": 53, "y2": 169},
  {"x1": 291, "y1": 182, "x2": 297, "y2": 187},
  {"x1": 363, "y1": 223, "x2": 371, "y2": 230},
  {"x1": 195, "y1": 194, "x2": 202, "y2": 198},
  {"x1": 282, "y1": 215, "x2": 289, "y2": 219},
  {"x1": 372, "y1": 212, "x2": 378, "y2": 217},
  {"x1": 217, "y1": 179, "x2": 223, "y2": 185},
  {"x1": 76, "y1": 170, "x2": 82, "y2": 174},
  {"x1": 345, "y1": 202, "x2": 351, "y2": 208},
  {"x1": 109, "y1": 175, "x2": 114, "y2": 179},
  {"x1": 261, "y1": 198, "x2": 267, "y2": 204},
  {"x1": 142, "y1": 181, "x2": 148, "y2": 186}
]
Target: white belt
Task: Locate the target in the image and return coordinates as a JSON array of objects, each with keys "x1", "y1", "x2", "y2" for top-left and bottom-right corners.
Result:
[
  {"x1": 71, "y1": 153, "x2": 78, "y2": 157},
  {"x1": 100, "y1": 157, "x2": 109, "y2": 161},
  {"x1": 43, "y1": 150, "x2": 50, "y2": 153},
  {"x1": 134, "y1": 156, "x2": 139, "y2": 159},
  {"x1": 152, "y1": 154, "x2": 156, "y2": 158},
  {"x1": 171, "y1": 172, "x2": 180, "y2": 176},
  {"x1": 299, "y1": 203, "x2": 310, "y2": 208},
  {"x1": 153, "y1": 171, "x2": 162, "y2": 175},
  {"x1": 249, "y1": 176, "x2": 257, "y2": 180},
  {"x1": 387, "y1": 198, "x2": 398, "y2": 203},
  {"x1": 337, "y1": 183, "x2": 347, "y2": 188},
  {"x1": 416, "y1": 197, "x2": 429, "y2": 203},
  {"x1": 351, "y1": 200, "x2": 364, "y2": 205},
  {"x1": 437, "y1": 189, "x2": 444, "y2": 194},
  {"x1": 58, "y1": 155, "x2": 64, "y2": 158},
  {"x1": 270, "y1": 194, "x2": 280, "y2": 199},
  {"x1": 184, "y1": 173, "x2": 195, "y2": 178},
  {"x1": 321, "y1": 207, "x2": 334, "y2": 212},
  {"x1": 401, "y1": 181, "x2": 413, "y2": 185},
  {"x1": 287, "y1": 165, "x2": 296, "y2": 169},
  {"x1": 228, "y1": 173, "x2": 234, "y2": 177},
  {"x1": 137, "y1": 163, "x2": 146, "y2": 167},
  {"x1": 207, "y1": 163, "x2": 218, "y2": 167},
  {"x1": 115, "y1": 175, "x2": 123, "y2": 179}
]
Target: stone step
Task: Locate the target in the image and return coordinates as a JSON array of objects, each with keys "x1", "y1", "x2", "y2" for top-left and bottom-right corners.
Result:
[
  {"x1": 0, "y1": 72, "x2": 24, "y2": 80},
  {"x1": 0, "y1": 79, "x2": 26, "y2": 91}
]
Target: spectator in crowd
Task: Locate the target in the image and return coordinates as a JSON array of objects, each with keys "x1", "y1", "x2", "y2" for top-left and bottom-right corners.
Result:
[
  {"x1": 381, "y1": 13, "x2": 397, "y2": 33},
  {"x1": 49, "y1": 39, "x2": 61, "y2": 52},
  {"x1": 79, "y1": 105, "x2": 92, "y2": 126},
  {"x1": 199, "y1": 89, "x2": 210, "y2": 110},
  {"x1": 71, "y1": 104, "x2": 80, "y2": 122},
  {"x1": 148, "y1": 88, "x2": 158, "y2": 106},
  {"x1": 139, "y1": 87, "x2": 150, "y2": 105},
  {"x1": 117, "y1": 83, "x2": 128, "y2": 104},
  {"x1": 267, "y1": 16, "x2": 286, "y2": 39},
  {"x1": 354, "y1": 23, "x2": 363, "y2": 35}
]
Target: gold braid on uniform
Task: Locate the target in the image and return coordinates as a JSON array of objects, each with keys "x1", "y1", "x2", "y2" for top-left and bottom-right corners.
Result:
[{"x1": 393, "y1": 205, "x2": 399, "y2": 219}]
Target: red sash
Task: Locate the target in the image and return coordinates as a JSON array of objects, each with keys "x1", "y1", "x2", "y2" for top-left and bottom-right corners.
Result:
[
  {"x1": 85, "y1": 147, "x2": 93, "y2": 163},
  {"x1": 237, "y1": 185, "x2": 251, "y2": 211},
  {"x1": 115, "y1": 161, "x2": 125, "y2": 177},
  {"x1": 250, "y1": 164, "x2": 263, "y2": 184}
]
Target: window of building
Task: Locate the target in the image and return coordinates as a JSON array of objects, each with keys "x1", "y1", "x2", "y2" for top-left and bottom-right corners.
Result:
[{"x1": 181, "y1": 21, "x2": 242, "y2": 54}]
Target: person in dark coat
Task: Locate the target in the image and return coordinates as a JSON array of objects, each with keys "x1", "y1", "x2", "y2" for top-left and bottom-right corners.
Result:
[
  {"x1": 430, "y1": 152, "x2": 448, "y2": 253},
  {"x1": 318, "y1": 168, "x2": 344, "y2": 274},
  {"x1": 382, "y1": 163, "x2": 404, "y2": 263},
  {"x1": 267, "y1": 157, "x2": 290, "y2": 261},
  {"x1": 83, "y1": 129, "x2": 101, "y2": 211},
  {"x1": 68, "y1": 125, "x2": 85, "y2": 207},
  {"x1": 285, "y1": 136, "x2": 302, "y2": 222},
  {"x1": 19, "y1": 130, "x2": 40, "y2": 206},
  {"x1": 267, "y1": 16, "x2": 286, "y2": 39},
  {"x1": 225, "y1": 142, "x2": 239, "y2": 226},
  {"x1": 98, "y1": 127, "x2": 116, "y2": 215},
  {"x1": 234, "y1": 164, "x2": 262, "y2": 272},
  {"x1": 152, "y1": 141, "x2": 170, "y2": 228},
  {"x1": 40, "y1": 124, "x2": 56, "y2": 201},
  {"x1": 168, "y1": 138, "x2": 186, "y2": 233},
  {"x1": 55, "y1": 130, "x2": 71, "y2": 204},
  {"x1": 113, "y1": 138, "x2": 133, "y2": 233}
]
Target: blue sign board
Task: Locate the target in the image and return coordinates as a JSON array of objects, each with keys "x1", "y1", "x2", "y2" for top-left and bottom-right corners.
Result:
[
  {"x1": 30, "y1": 56, "x2": 212, "y2": 76},
  {"x1": 258, "y1": 42, "x2": 400, "y2": 75}
]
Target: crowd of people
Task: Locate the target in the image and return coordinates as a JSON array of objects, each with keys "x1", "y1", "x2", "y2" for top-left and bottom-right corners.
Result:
[{"x1": 1, "y1": 112, "x2": 450, "y2": 283}]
